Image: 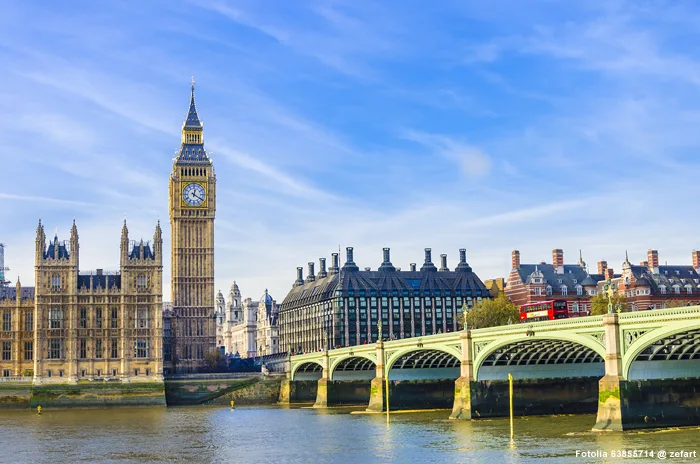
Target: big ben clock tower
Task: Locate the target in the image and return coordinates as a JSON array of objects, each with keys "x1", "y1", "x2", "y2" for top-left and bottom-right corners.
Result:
[{"x1": 169, "y1": 79, "x2": 216, "y2": 373}]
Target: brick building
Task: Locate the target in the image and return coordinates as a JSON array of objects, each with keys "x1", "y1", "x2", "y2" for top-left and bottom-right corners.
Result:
[
  {"x1": 603, "y1": 250, "x2": 700, "y2": 311},
  {"x1": 504, "y1": 249, "x2": 616, "y2": 316}
]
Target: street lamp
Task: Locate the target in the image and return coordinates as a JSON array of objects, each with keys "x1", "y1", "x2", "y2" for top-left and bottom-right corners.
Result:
[{"x1": 603, "y1": 279, "x2": 617, "y2": 314}]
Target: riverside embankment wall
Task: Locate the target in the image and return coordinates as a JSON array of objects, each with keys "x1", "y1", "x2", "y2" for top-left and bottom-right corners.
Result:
[{"x1": 0, "y1": 374, "x2": 287, "y2": 409}]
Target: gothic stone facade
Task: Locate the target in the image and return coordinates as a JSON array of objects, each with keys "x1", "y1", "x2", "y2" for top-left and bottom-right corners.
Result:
[
  {"x1": 0, "y1": 220, "x2": 163, "y2": 383},
  {"x1": 165, "y1": 82, "x2": 217, "y2": 374}
]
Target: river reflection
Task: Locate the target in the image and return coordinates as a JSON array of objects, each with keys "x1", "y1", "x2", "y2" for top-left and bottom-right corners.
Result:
[{"x1": 1, "y1": 406, "x2": 698, "y2": 463}]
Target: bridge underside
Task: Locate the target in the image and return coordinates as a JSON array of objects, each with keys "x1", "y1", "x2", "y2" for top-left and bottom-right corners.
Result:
[
  {"x1": 629, "y1": 328, "x2": 700, "y2": 380},
  {"x1": 390, "y1": 349, "x2": 460, "y2": 381},
  {"x1": 478, "y1": 339, "x2": 604, "y2": 380},
  {"x1": 332, "y1": 357, "x2": 376, "y2": 381}
]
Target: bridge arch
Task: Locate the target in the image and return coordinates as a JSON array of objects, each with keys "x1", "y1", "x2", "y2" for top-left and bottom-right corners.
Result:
[
  {"x1": 291, "y1": 361, "x2": 324, "y2": 381},
  {"x1": 386, "y1": 346, "x2": 462, "y2": 380},
  {"x1": 622, "y1": 321, "x2": 700, "y2": 380},
  {"x1": 473, "y1": 334, "x2": 606, "y2": 381},
  {"x1": 329, "y1": 354, "x2": 377, "y2": 381}
]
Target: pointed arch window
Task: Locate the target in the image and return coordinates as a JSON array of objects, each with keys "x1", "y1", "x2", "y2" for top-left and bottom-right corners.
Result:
[
  {"x1": 51, "y1": 274, "x2": 61, "y2": 290},
  {"x1": 137, "y1": 274, "x2": 147, "y2": 289}
]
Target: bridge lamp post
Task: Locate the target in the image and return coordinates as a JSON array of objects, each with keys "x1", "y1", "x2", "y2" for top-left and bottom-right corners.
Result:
[
  {"x1": 461, "y1": 302, "x2": 469, "y2": 331},
  {"x1": 603, "y1": 280, "x2": 617, "y2": 314}
]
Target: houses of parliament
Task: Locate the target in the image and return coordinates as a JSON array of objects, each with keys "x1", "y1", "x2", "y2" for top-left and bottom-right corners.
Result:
[{"x1": 0, "y1": 82, "x2": 217, "y2": 380}]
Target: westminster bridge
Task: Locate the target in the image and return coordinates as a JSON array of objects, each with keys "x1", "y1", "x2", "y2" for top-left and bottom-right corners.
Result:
[{"x1": 280, "y1": 306, "x2": 700, "y2": 430}]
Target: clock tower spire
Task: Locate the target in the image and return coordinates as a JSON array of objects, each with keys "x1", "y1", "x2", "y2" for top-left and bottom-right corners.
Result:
[{"x1": 168, "y1": 79, "x2": 217, "y2": 373}]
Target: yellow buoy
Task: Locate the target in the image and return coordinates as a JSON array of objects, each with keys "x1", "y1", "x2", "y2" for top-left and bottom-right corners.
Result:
[
  {"x1": 37, "y1": 406, "x2": 41, "y2": 415},
  {"x1": 230, "y1": 400, "x2": 235, "y2": 409}
]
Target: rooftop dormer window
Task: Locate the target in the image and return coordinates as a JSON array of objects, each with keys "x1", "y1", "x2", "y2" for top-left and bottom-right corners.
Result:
[
  {"x1": 561, "y1": 285, "x2": 568, "y2": 296},
  {"x1": 659, "y1": 285, "x2": 667, "y2": 294},
  {"x1": 546, "y1": 285, "x2": 552, "y2": 296}
]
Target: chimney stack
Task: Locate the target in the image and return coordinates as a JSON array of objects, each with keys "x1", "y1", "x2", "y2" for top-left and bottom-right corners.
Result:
[
  {"x1": 378, "y1": 247, "x2": 396, "y2": 271},
  {"x1": 456, "y1": 248, "x2": 470, "y2": 271},
  {"x1": 420, "y1": 248, "x2": 437, "y2": 272},
  {"x1": 605, "y1": 268, "x2": 614, "y2": 280},
  {"x1": 410, "y1": 263, "x2": 416, "y2": 272},
  {"x1": 329, "y1": 253, "x2": 339, "y2": 275},
  {"x1": 305, "y1": 262, "x2": 315, "y2": 283},
  {"x1": 552, "y1": 249, "x2": 564, "y2": 274},
  {"x1": 693, "y1": 250, "x2": 700, "y2": 270},
  {"x1": 295, "y1": 267, "x2": 304, "y2": 286},
  {"x1": 318, "y1": 258, "x2": 327, "y2": 278},
  {"x1": 511, "y1": 250, "x2": 520, "y2": 270},
  {"x1": 342, "y1": 247, "x2": 359, "y2": 271},
  {"x1": 598, "y1": 261, "x2": 608, "y2": 275},
  {"x1": 648, "y1": 249, "x2": 659, "y2": 273},
  {"x1": 439, "y1": 254, "x2": 449, "y2": 272}
]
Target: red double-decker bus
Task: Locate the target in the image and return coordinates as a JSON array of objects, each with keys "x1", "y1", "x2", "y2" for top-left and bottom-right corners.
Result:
[{"x1": 519, "y1": 300, "x2": 569, "y2": 323}]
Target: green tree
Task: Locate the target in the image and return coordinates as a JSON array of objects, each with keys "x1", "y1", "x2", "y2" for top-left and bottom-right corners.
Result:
[
  {"x1": 463, "y1": 293, "x2": 520, "y2": 329},
  {"x1": 204, "y1": 349, "x2": 223, "y2": 371},
  {"x1": 590, "y1": 292, "x2": 628, "y2": 315},
  {"x1": 665, "y1": 299, "x2": 691, "y2": 308}
]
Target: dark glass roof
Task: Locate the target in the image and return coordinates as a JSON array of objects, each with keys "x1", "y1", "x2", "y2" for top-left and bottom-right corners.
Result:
[
  {"x1": 129, "y1": 242, "x2": 155, "y2": 260},
  {"x1": 77, "y1": 274, "x2": 121, "y2": 290},
  {"x1": 515, "y1": 264, "x2": 605, "y2": 288},
  {"x1": 44, "y1": 235, "x2": 70, "y2": 260},
  {"x1": 281, "y1": 267, "x2": 489, "y2": 311},
  {"x1": 0, "y1": 286, "x2": 35, "y2": 300}
]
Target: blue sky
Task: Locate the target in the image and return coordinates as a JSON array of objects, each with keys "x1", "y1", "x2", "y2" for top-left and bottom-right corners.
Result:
[{"x1": 2, "y1": 0, "x2": 700, "y2": 302}]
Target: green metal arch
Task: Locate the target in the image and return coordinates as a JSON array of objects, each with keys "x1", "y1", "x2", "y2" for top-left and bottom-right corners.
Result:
[
  {"x1": 622, "y1": 320, "x2": 700, "y2": 379},
  {"x1": 329, "y1": 354, "x2": 377, "y2": 380},
  {"x1": 386, "y1": 345, "x2": 462, "y2": 372},
  {"x1": 472, "y1": 333, "x2": 606, "y2": 381},
  {"x1": 290, "y1": 360, "x2": 324, "y2": 381}
]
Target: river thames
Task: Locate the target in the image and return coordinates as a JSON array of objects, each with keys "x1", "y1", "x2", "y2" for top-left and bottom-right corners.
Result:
[{"x1": 1, "y1": 406, "x2": 698, "y2": 463}]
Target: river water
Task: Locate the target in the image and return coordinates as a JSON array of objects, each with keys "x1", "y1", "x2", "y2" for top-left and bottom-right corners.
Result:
[{"x1": 1, "y1": 406, "x2": 698, "y2": 463}]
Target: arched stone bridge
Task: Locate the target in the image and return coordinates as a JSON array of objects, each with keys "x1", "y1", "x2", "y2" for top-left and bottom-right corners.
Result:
[{"x1": 281, "y1": 306, "x2": 700, "y2": 431}]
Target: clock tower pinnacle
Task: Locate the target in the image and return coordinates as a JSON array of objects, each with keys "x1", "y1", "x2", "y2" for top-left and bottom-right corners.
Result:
[{"x1": 168, "y1": 80, "x2": 217, "y2": 373}]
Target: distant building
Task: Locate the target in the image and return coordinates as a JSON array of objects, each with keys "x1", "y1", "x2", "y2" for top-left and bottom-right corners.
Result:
[
  {"x1": 215, "y1": 290, "x2": 226, "y2": 348},
  {"x1": 483, "y1": 277, "x2": 505, "y2": 298},
  {"x1": 256, "y1": 290, "x2": 280, "y2": 356},
  {"x1": 221, "y1": 282, "x2": 257, "y2": 358},
  {"x1": 604, "y1": 250, "x2": 700, "y2": 311},
  {"x1": 505, "y1": 249, "x2": 613, "y2": 316},
  {"x1": 279, "y1": 247, "x2": 489, "y2": 354}
]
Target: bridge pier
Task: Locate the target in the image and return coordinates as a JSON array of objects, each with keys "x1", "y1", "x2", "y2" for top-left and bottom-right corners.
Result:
[
  {"x1": 450, "y1": 330, "x2": 474, "y2": 420},
  {"x1": 593, "y1": 313, "x2": 626, "y2": 431},
  {"x1": 313, "y1": 351, "x2": 330, "y2": 408},
  {"x1": 366, "y1": 341, "x2": 386, "y2": 412},
  {"x1": 279, "y1": 356, "x2": 292, "y2": 404}
]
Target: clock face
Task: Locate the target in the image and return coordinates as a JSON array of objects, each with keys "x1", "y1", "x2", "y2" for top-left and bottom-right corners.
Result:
[{"x1": 182, "y1": 183, "x2": 206, "y2": 206}]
